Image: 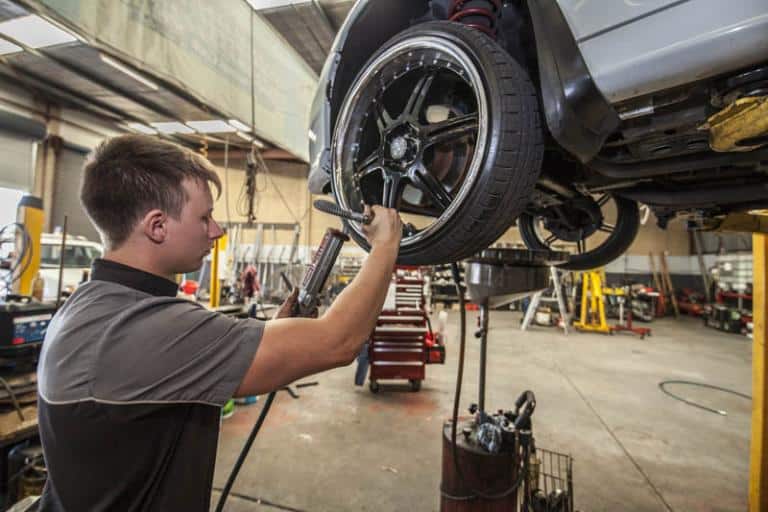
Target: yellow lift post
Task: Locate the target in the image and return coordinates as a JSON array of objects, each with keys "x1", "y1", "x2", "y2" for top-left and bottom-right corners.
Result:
[
  {"x1": 751, "y1": 232, "x2": 767, "y2": 511},
  {"x1": 573, "y1": 269, "x2": 613, "y2": 334}
]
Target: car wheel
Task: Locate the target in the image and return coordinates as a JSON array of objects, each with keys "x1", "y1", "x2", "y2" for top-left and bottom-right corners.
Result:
[
  {"x1": 331, "y1": 21, "x2": 543, "y2": 265},
  {"x1": 518, "y1": 195, "x2": 640, "y2": 271}
]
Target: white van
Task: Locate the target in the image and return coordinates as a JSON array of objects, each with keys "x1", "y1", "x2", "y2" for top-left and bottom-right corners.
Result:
[{"x1": 39, "y1": 233, "x2": 103, "y2": 301}]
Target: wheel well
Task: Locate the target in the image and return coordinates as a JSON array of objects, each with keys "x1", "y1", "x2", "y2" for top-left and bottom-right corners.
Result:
[
  {"x1": 329, "y1": 1, "x2": 539, "y2": 127},
  {"x1": 330, "y1": 1, "x2": 617, "y2": 163}
]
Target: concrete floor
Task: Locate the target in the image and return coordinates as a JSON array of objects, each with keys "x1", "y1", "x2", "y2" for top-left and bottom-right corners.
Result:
[{"x1": 212, "y1": 312, "x2": 752, "y2": 512}]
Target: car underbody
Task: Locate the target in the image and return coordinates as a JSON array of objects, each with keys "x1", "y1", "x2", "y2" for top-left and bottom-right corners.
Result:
[{"x1": 308, "y1": 0, "x2": 768, "y2": 268}]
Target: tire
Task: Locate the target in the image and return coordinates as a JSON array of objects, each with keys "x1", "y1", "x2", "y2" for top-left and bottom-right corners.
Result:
[
  {"x1": 519, "y1": 196, "x2": 640, "y2": 271},
  {"x1": 409, "y1": 379, "x2": 421, "y2": 392},
  {"x1": 332, "y1": 21, "x2": 543, "y2": 265},
  {"x1": 369, "y1": 380, "x2": 380, "y2": 393}
]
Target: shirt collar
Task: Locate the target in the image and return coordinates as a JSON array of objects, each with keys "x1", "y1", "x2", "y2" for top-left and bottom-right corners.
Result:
[{"x1": 91, "y1": 258, "x2": 179, "y2": 298}]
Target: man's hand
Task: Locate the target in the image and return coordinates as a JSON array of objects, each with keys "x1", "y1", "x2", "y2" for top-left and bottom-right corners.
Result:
[
  {"x1": 362, "y1": 205, "x2": 402, "y2": 250},
  {"x1": 273, "y1": 288, "x2": 299, "y2": 320}
]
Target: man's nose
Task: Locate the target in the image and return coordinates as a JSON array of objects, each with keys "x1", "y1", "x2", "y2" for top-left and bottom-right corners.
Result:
[{"x1": 210, "y1": 220, "x2": 225, "y2": 240}]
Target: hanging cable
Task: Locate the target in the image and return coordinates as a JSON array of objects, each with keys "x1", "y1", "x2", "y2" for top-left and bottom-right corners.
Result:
[
  {"x1": 215, "y1": 391, "x2": 276, "y2": 512},
  {"x1": 223, "y1": 136, "x2": 232, "y2": 226}
]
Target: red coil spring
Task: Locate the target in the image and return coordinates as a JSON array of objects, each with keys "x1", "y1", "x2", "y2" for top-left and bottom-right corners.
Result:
[{"x1": 449, "y1": 0, "x2": 503, "y2": 38}]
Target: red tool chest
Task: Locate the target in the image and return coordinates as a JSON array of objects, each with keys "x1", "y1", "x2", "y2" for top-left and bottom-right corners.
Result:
[{"x1": 368, "y1": 268, "x2": 444, "y2": 392}]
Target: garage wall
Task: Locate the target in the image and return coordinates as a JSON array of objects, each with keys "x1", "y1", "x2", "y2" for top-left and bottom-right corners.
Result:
[
  {"x1": 50, "y1": 147, "x2": 100, "y2": 241},
  {"x1": 0, "y1": 130, "x2": 37, "y2": 192}
]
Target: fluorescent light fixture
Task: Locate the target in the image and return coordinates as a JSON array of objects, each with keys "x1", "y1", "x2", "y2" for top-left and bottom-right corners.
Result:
[
  {"x1": 0, "y1": 15, "x2": 77, "y2": 49},
  {"x1": 150, "y1": 122, "x2": 195, "y2": 134},
  {"x1": 252, "y1": 137, "x2": 265, "y2": 149},
  {"x1": 228, "y1": 119, "x2": 251, "y2": 132},
  {"x1": 244, "y1": 0, "x2": 296, "y2": 10},
  {"x1": 235, "y1": 132, "x2": 253, "y2": 142},
  {"x1": 0, "y1": 39, "x2": 21, "y2": 55},
  {"x1": 126, "y1": 123, "x2": 157, "y2": 135},
  {"x1": 186, "y1": 120, "x2": 237, "y2": 133},
  {"x1": 100, "y1": 54, "x2": 158, "y2": 90}
]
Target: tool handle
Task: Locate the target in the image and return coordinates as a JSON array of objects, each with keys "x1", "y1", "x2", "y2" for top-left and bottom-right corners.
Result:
[
  {"x1": 294, "y1": 228, "x2": 349, "y2": 317},
  {"x1": 313, "y1": 199, "x2": 373, "y2": 225},
  {"x1": 513, "y1": 390, "x2": 536, "y2": 430}
]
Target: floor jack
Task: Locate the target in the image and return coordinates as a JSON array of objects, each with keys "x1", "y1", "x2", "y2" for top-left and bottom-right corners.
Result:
[
  {"x1": 610, "y1": 287, "x2": 652, "y2": 339},
  {"x1": 439, "y1": 249, "x2": 573, "y2": 512}
]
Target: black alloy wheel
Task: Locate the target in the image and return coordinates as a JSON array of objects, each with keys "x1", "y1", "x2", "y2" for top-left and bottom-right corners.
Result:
[
  {"x1": 518, "y1": 195, "x2": 640, "y2": 271},
  {"x1": 331, "y1": 21, "x2": 543, "y2": 265}
]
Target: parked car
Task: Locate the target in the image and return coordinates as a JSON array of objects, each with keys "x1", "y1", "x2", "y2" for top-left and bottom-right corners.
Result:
[
  {"x1": 39, "y1": 233, "x2": 103, "y2": 300},
  {"x1": 307, "y1": 0, "x2": 768, "y2": 269}
]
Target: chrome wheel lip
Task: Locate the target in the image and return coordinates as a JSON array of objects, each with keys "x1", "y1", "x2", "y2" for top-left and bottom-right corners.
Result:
[{"x1": 332, "y1": 35, "x2": 489, "y2": 249}]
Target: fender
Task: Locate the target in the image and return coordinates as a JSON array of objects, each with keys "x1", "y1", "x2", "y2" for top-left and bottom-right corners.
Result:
[{"x1": 525, "y1": 0, "x2": 619, "y2": 163}]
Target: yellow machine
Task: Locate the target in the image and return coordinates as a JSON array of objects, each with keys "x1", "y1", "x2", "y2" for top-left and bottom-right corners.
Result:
[
  {"x1": 13, "y1": 196, "x2": 44, "y2": 297},
  {"x1": 209, "y1": 233, "x2": 227, "y2": 309},
  {"x1": 573, "y1": 269, "x2": 614, "y2": 334}
]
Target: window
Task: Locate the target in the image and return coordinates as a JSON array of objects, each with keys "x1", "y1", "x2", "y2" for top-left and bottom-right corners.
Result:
[{"x1": 40, "y1": 245, "x2": 102, "y2": 268}]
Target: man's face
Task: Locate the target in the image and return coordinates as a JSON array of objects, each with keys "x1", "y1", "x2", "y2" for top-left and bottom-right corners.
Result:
[{"x1": 164, "y1": 178, "x2": 224, "y2": 273}]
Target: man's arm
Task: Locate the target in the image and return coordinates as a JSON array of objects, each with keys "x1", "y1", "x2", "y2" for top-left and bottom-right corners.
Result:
[{"x1": 235, "y1": 206, "x2": 401, "y2": 396}]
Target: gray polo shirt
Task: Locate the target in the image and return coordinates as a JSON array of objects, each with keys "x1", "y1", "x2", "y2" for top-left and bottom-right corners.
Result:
[{"x1": 37, "y1": 259, "x2": 263, "y2": 511}]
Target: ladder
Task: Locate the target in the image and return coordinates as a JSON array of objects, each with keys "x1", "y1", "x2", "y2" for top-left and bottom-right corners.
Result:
[{"x1": 521, "y1": 266, "x2": 570, "y2": 334}]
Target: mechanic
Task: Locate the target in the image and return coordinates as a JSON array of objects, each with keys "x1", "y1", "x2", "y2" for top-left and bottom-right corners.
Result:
[{"x1": 36, "y1": 134, "x2": 402, "y2": 511}]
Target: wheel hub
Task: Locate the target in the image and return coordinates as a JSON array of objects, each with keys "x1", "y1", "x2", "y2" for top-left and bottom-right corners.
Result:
[
  {"x1": 389, "y1": 136, "x2": 408, "y2": 160},
  {"x1": 543, "y1": 198, "x2": 603, "y2": 242},
  {"x1": 383, "y1": 124, "x2": 420, "y2": 168}
]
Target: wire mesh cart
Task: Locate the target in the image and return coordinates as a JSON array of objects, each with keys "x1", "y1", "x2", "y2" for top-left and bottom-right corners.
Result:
[{"x1": 520, "y1": 446, "x2": 574, "y2": 512}]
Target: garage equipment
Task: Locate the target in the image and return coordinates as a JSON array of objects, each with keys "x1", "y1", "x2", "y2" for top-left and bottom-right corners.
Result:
[
  {"x1": 12, "y1": 197, "x2": 43, "y2": 298},
  {"x1": 573, "y1": 269, "x2": 612, "y2": 334},
  {"x1": 521, "y1": 266, "x2": 570, "y2": 334},
  {"x1": 367, "y1": 267, "x2": 444, "y2": 392},
  {"x1": 440, "y1": 249, "x2": 569, "y2": 511},
  {"x1": 609, "y1": 287, "x2": 651, "y2": 339}
]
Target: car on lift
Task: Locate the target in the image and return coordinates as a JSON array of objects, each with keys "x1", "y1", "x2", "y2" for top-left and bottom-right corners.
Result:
[{"x1": 307, "y1": 0, "x2": 768, "y2": 269}]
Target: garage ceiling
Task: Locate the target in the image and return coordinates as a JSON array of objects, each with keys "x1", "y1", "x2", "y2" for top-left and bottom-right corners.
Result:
[
  {"x1": 252, "y1": 0, "x2": 354, "y2": 74},
  {"x1": 0, "y1": 0, "x2": 348, "y2": 157}
]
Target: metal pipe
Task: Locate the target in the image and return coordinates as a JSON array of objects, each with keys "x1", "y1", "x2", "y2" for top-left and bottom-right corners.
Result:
[
  {"x1": 589, "y1": 148, "x2": 768, "y2": 179},
  {"x1": 478, "y1": 300, "x2": 489, "y2": 413},
  {"x1": 55, "y1": 216, "x2": 67, "y2": 309},
  {"x1": 617, "y1": 183, "x2": 768, "y2": 207}
]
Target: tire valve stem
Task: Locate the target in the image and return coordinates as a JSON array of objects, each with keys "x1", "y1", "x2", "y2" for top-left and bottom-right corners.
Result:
[{"x1": 449, "y1": 0, "x2": 503, "y2": 39}]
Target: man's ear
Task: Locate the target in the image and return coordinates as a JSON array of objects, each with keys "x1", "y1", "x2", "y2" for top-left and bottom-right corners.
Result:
[{"x1": 142, "y1": 209, "x2": 167, "y2": 244}]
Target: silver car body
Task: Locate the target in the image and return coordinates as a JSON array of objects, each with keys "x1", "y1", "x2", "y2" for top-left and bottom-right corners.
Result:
[{"x1": 308, "y1": 0, "x2": 768, "y2": 192}]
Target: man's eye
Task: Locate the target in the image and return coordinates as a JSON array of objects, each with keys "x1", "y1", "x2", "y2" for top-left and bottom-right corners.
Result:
[{"x1": 201, "y1": 216, "x2": 209, "y2": 222}]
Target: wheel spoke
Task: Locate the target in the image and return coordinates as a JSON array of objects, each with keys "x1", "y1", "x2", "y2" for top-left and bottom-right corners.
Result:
[
  {"x1": 407, "y1": 164, "x2": 453, "y2": 211},
  {"x1": 423, "y1": 113, "x2": 479, "y2": 148},
  {"x1": 381, "y1": 170, "x2": 406, "y2": 209},
  {"x1": 403, "y1": 222, "x2": 420, "y2": 237},
  {"x1": 356, "y1": 152, "x2": 383, "y2": 180},
  {"x1": 577, "y1": 239, "x2": 586, "y2": 254},
  {"x1": 402, "y1": 70, "x2": 436, "y2": 121},
  {"x1": 374, "y1": 100, "x2": 394, "y2": 134},
  {"x1": 598, "y1": 222, "x2": 615, "y2": 234},
  {"x1": 597, "y1": 194, "x2": 611, "y2": 207}
]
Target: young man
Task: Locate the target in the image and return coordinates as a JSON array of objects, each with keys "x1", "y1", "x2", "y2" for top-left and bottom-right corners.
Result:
[{"x1": 36, "y1": 135, "x2": 402, "y2": 511}]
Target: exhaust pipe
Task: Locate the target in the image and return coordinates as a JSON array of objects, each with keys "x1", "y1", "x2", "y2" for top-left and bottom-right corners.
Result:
[
  {"x1": 616, "y1": 183, "x2": 768, "y2": 207},
  {"x1": 589, "y1": 148, "x2": 768, "y2": 179}
]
